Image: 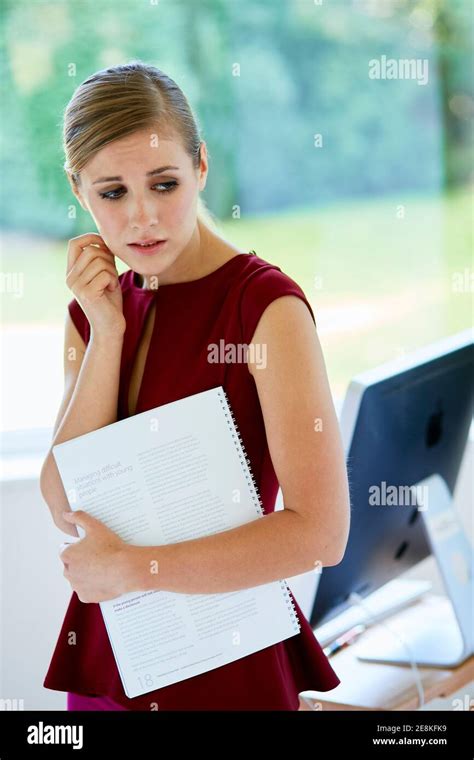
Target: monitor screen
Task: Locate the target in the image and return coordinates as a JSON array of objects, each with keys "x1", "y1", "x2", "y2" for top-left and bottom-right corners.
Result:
[{"x1": 310, "y1": 329, "x2": 473, "y2": 627}]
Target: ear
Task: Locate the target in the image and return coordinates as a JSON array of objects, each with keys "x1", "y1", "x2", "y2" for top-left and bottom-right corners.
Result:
[
  {"x1": 66, "y1": 171, "x2": 89, "y2": 212},
  {"x1": 198, "y1": 141, "x2": 209, "y2": 192}
]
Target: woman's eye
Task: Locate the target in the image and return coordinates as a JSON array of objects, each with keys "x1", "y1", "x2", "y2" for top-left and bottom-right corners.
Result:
[
  {"x1": 153, "y1": 181, "x2": 178, "y2": 194},
  {"x1": 98, "y1": 181, "x2": 178, "y2": 201},
  {"x1": 99, "y1": 188, "x2": 124, "y2": 201}
]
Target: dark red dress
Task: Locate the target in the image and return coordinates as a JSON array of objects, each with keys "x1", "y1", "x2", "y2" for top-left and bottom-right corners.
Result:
[{"x1": 43, "y1": 251, "x2": 340, "y2": 710}]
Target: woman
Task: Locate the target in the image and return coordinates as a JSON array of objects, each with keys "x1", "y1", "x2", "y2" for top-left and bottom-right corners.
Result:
[{"x1": 40, "y1": 61, "x2": 350, "y2": 711}]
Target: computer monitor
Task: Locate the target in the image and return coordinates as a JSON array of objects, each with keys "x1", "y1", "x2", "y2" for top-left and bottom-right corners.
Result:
[{"x1": 309, "y1": 328, "x2": 473, "y2": 632}]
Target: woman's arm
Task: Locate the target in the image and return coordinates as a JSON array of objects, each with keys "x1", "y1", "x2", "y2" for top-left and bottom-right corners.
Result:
[
  {"x1": 40, "y1": 311, "x2": 125, "y2": 536},
  {"x1": 120, "y1": 294, "x2": 351, "y2": 595}
]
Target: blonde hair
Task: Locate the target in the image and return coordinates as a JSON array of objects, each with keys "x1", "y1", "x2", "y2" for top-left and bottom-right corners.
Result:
[{"x1": 62, "y1": 60, "x2": 217, "y2": 231}]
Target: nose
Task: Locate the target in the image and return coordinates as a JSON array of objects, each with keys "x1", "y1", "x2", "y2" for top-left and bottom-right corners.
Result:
[{"x1": 129, "y1": 193, "x2": 159, "y2": 230}]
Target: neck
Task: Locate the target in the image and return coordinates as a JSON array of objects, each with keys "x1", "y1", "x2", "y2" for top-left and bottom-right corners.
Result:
[{"x1": 140, "y1": 219, "x2": 214, "y2": 289}]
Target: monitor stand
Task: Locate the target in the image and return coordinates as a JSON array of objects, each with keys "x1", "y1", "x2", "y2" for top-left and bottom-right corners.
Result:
[{"x1": 355, "y1": 473, "x2": 473, "y2": 667}]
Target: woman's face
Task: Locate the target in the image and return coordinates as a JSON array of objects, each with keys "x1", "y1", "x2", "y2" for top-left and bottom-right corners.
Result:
[{"x1": 70, "y1": 127, "x2": 208, "y2": 279}]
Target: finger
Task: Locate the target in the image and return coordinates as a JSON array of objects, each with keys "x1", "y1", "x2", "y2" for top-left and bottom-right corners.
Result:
[
  {"x1": 62, "y1": 509, "x2": 100, "y2": 531},
  {"x1": 67, "y1": 233, "x2": 111, "y2": 275},
  {"x1": 67, "y1": 245, "x2": 117, "y2": 291},
  {"x1": 86, "y1": 269, "x2": 120, "y2": 297},
  {"x1": 74, "y1": 256, "x2": 119, "y2": 291},
  {"x1": 60, "y1": 548, "x2": 70, "y2": 570}
]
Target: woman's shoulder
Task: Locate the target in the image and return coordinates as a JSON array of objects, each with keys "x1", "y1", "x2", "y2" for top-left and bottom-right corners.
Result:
[
  {"x1": 231, "y1": 252, "x2": 317, "y2": 343},
  {"x1": 232, "y1": 250, "x2": 303, "y2": 291}
]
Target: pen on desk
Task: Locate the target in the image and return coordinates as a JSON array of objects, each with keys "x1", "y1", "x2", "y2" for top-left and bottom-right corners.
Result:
[{"x1": 323, "y1": 624, "x2": 366, "y2": 658}]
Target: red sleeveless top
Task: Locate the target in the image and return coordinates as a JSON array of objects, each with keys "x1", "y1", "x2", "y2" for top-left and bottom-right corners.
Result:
[{"x1": 43, "y1": 251, "x2": 340, "y2": 710}]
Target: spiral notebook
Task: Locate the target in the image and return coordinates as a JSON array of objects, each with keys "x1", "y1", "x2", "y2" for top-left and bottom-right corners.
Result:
[{"x1": 52, "y1": 386, "x2": 300, "y2": 699}]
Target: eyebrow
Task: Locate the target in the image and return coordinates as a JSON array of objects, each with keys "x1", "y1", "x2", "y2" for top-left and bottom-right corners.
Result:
[{"x1": 92, "y1": 166, "x2": 180, "y2": 185}]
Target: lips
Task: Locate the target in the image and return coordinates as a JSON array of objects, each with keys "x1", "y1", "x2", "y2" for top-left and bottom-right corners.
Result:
[
  {"x1": 128, "y1": 239, "x2": 168, "y2": 255},
  {"x1": 129, "y1": 239, "x2": 165, "y2": 246}
]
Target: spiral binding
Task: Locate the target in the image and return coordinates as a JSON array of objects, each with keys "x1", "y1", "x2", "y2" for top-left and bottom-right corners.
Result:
[{"x1": 217, "y1": 387, "x2": 300, "y2": 634}]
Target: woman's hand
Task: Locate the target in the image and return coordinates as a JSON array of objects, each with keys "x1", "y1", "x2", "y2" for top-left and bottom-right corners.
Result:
[
  {"x1": 66, "y1": 232, "x2": 126, "y2": 339},
  {"x1": 60, "y1": 510, "x2": 132, "y2": 603}
]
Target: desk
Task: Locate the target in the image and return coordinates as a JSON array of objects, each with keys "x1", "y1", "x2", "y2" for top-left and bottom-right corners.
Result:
[{"x1": 297, "y1": 594, "x2": 474, "y2": 711}]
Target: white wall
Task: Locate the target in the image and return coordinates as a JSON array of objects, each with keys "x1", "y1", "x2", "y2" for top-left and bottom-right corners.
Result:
[{"x1": 1, "y1": 456, "x2": 70, "y2": 710}]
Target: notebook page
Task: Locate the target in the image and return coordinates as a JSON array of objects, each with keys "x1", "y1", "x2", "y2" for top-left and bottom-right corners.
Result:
[{"x1": 53, "y1": 386, "x2": 300, "y2": 698}]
